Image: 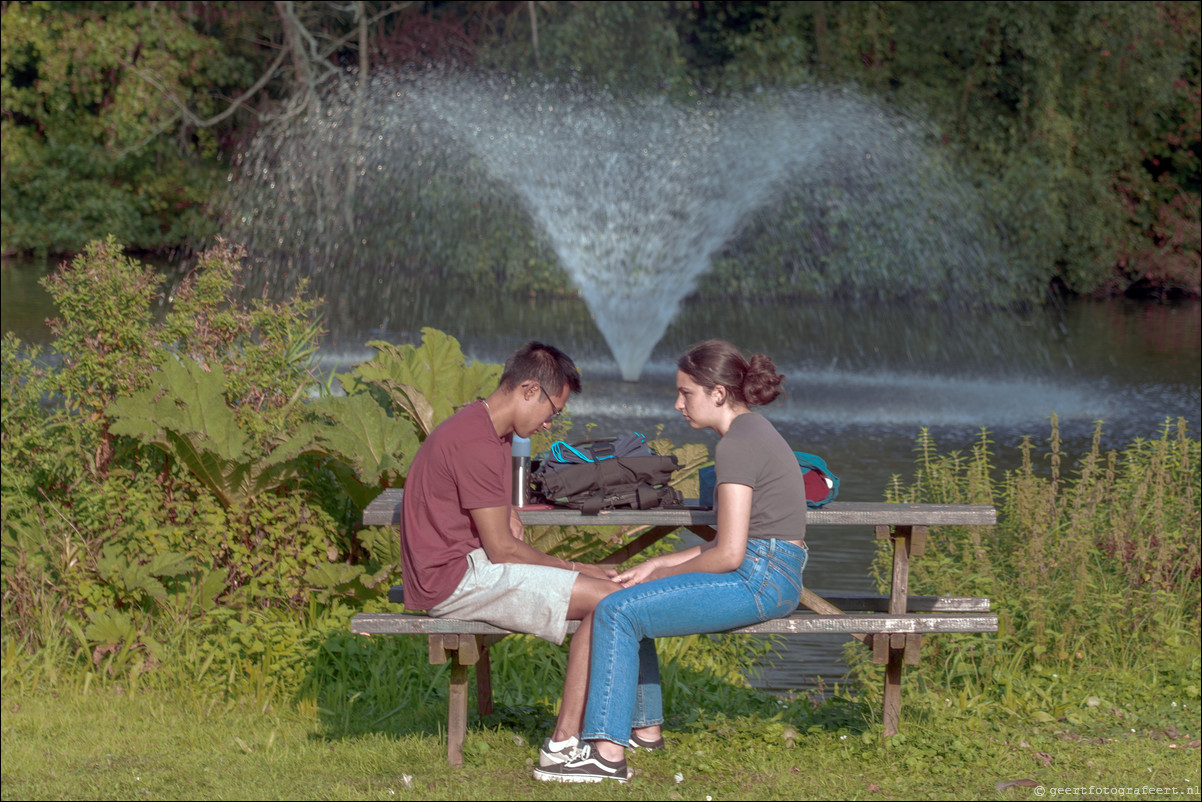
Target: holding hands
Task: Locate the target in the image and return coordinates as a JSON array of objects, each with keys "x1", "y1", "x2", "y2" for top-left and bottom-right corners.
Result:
[
  {"x1": 617, "y1": 545, "x2": 704, "y2": 586},
  {"x1": 616, "y1": 558, "x2": 667, "y2": 587}
]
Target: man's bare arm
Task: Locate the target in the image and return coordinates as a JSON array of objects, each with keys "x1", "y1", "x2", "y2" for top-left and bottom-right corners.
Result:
[{"x1": 472, "y1": 506, "x2": 617, "y2": 580}]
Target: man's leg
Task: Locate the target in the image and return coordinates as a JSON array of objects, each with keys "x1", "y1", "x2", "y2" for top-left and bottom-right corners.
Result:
[
  {"x1": 551, "y1": 575, "x2": 615, "y2": 742},
  {"x1": 551, "y1": 610, "x2": 594, "y2": 742}
]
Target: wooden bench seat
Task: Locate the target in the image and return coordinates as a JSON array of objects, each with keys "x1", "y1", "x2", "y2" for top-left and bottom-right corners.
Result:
[
  {"x1": 355, "y1": 597, "x2": 996, "y2": 638},
  {"x1": 351, "y1": 591, "x2": 997, "y2": 766}
]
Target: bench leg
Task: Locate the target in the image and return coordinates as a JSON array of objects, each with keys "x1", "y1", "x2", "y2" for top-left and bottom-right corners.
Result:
[
  {"x1": 448, "y1": 659, "x2": 469, "y2": 766},
  {"x1": 882, "y1": 641, "x2": 903, "y2": 737},
  {"x1": 876, "y1": 525, "x2": 925, "y2": 738},
  {"x1": 476, "y1": 645, "x2": 493, "y2": 717},
  {"x1": 430, "y1": 634, "x2": 505, "y2": 767},
  {"x1": 430, "y1": 634, "x2": 476, "y2": 767}
]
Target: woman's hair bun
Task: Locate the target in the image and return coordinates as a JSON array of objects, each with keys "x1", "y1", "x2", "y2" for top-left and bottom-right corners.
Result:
[
  {"x1": 678, "y1": 340, "x2": 784, "y2": 407},
  {"x1": 743, "y1": 352, "x2": 784, "y2": 406}
]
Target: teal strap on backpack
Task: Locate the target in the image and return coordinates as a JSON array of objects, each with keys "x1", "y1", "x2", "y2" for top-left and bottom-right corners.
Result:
[
  {"x1": 697, "y1": 451, "x2": 839, "y2": 509},
  {"x1": 549, "y1": 433, "x2": 648, "y2": 463}
]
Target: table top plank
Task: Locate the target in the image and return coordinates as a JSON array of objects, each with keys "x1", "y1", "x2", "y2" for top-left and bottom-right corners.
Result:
[
  {"x1": 351, "y1": 611, "x2": 999, "y2": 637},
  {"x1": 384, "y1": 584, "x2": 990, "y2": 613},
  {"x1": 362, "y1": 488, "x2": 996, "y2": 528}
]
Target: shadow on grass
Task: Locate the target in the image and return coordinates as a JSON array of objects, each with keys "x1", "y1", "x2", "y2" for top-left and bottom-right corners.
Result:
[
  {"x1": 301, "y1": 629, "x2": 874, "y2": 750},
  {"x1": 299, "y1": 630, "x2": 449, "y2": 743}
]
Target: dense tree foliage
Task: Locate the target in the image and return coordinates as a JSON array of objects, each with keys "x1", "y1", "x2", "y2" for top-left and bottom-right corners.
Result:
[
  {"x1": 1, "y1": 2, "x2": 255, "y2": 254},
  {"x1": 1, "y1": 1, "x2": 1198, "y2": 296},
  {"x1": 699, "y1": 1, "x2": 1202, "y2": 295}
]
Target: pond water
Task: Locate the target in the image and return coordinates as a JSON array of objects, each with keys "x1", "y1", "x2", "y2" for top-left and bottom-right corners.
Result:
[{"x1": 3, "y1": 255, "x2": 1199, "y2": 692}]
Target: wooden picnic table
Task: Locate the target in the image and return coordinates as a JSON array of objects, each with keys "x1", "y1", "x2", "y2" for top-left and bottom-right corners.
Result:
[{"x1": 355, "y1": 489, "x2": 998, "y2": 764}]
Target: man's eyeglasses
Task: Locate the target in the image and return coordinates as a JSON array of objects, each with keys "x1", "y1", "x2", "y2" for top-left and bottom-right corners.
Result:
[{"x1": 539, "y1": 386, "x2": 564, "y2": 420}]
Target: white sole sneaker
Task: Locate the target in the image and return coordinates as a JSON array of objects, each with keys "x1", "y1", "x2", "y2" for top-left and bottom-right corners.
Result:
[
  {"x1": 533, "y1": 744, "x2": 629, "y2": 784},
  {"x1": 533, "y1": 764, "x2": 629, "y2": 784}
]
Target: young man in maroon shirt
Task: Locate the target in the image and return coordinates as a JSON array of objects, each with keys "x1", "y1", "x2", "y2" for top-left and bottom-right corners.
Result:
[{"x1": 400, "y1": 341, "x2": 660, "y2": 766}]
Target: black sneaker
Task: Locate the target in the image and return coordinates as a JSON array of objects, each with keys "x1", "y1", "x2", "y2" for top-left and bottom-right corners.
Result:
[
  {"x1": 533, "y1": 743, "x2": 629, "y2": 784},
  {"x1": 628, "y1": 732, "x2": 666, "y2": 751}
]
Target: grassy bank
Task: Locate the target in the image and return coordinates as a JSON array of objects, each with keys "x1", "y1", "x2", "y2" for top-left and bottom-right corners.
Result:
[
  {"x1": 3, "y1": 413, "x2": 1200, "y2": 799},
  {"x1": 2, "y1": 665, "x2": 1198, "y2": 800}
]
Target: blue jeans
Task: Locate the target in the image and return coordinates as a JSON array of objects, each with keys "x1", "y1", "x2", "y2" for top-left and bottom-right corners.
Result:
[{"x1": 582, "y1": 538, "x2": 807, "y2": 745}]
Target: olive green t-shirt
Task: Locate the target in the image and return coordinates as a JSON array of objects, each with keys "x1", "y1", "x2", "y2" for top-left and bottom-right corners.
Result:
[{"x1": 714, "y1": 412, "x2": 808, "y2": 543}]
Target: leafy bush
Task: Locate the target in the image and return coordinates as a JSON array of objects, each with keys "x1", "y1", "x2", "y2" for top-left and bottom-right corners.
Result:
[
  {"x1": 846, "y1": 418, "x2": 1201, "y2": 724},
  {"x1": 3, "y1": 240, "x2": 361, "y2": 668},
  {"x1": 0, "y1": 2, "x2": 246, "y2": 255},
  {"x1": 701, "y1": 1, "x2": 1202, "y2": 296}
]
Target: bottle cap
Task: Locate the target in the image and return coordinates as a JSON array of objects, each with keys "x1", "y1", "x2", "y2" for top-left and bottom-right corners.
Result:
[{"x1": 512, "y1": 435, "x2": 531, "y2": 458}]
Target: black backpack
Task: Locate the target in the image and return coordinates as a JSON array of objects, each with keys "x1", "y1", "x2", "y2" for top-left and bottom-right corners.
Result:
[{"x1": 530, "y1": 435, "x2": 682, "y2": 515}]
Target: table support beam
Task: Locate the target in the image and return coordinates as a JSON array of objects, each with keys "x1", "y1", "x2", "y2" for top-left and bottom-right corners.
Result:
[{"x1": 878, "y1": 525, "x2": 925, "y2": 736}]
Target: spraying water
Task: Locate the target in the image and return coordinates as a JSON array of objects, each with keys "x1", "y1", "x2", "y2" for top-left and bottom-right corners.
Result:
[{"x1": 223, "y1": 71, "x2": 1016, "y2": 380}]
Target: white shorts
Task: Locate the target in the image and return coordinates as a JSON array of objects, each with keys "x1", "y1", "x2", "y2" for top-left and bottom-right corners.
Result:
[{"x1": 428, "y1": 548, "x2": 579, "y2": 645}]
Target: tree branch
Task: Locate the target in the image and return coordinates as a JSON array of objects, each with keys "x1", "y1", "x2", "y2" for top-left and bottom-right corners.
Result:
[
  {"x1": 116, "y1": 2, "x2": 413, "y2": 154},
  {"x1": 529, "y1": 1, "x2": 539, "y2": 68},
  {"x1": 121, "y1": 43, "x2": 289, "y2": 134},
  {"x1": 344, "y1": 0, "x2": 370, "y2": 233}
]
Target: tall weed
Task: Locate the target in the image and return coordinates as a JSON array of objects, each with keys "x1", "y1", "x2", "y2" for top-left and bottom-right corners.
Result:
[
  {"x1": 853, "y1": 418, "x2": 1201, "y2": 726},
  {"x1": 2, "y1": 240, "x2": 351, "y2": 680}
]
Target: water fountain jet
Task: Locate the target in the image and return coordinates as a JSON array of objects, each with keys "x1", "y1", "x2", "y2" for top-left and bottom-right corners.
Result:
[{"x1": 224, "y1": 71, "x2": 1013, "y2": 380}]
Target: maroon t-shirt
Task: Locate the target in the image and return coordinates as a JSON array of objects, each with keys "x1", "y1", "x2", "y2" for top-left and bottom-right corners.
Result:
[{"x1": 400, "y1": 402, "x2": 512, "y2": 610}]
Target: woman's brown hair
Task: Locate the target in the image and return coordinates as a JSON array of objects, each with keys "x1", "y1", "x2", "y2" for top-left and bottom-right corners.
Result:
[{"x1": 677, "y1": 340, "x2": 784, "y2": 407}]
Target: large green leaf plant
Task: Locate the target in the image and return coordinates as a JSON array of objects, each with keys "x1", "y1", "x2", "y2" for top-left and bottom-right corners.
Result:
[
  {"x1": 107, "y1": 357, "x2": 326, "y2": 511},
  {"x1": 304, "y1": 328, "x2": 503, "y2": 600}
]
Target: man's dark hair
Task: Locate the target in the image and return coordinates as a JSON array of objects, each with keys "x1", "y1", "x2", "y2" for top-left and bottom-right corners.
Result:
[{"x1": 499, "y1": 341, "x2": 582, "y2": 397}]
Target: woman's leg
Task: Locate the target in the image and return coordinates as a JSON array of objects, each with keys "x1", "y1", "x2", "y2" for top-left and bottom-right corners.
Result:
[
  {"x1": 582, "y1": 569, "x2": 763, "y2": 753},
  {"x1": 583, "y1": 539, "x2": 806, "y2": 761},
  {"x1": 631, "y1": 637, "x2": 662, "y2": 730}
]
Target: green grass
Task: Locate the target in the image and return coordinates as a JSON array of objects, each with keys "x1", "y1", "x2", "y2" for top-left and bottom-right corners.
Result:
[{"x1": 2, "y1": 663, "x2": 1199, "y2": 801}]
